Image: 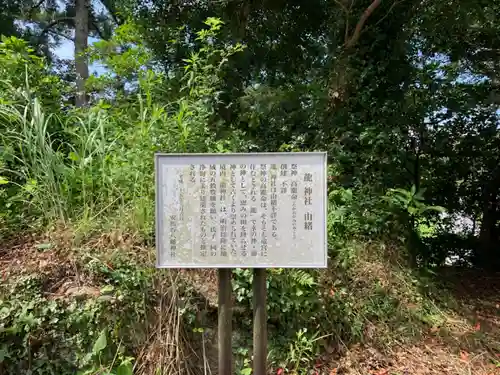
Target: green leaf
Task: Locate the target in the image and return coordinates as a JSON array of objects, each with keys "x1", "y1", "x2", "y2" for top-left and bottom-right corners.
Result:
[
  {"x1": 0, "y1": 345, "x2": 9, "y2": 362},
  {"x1": 216, "y1": 143, "x2": 225, "y2": 153},
  {"x1": 424, "y1": 205, "x2": 446, "y2": 213},
  {"x1": 116, "y1": 362, "x2": 133, "y2": 375},
  {"x1": 240, "y1": 368, "x2": 252, "y2": 375},
  {"x1": 100, "y1": 285, "x2": 115, "y2": 294},
  {"x1": 0, "y1": 176, "x2": 8, "y2": 185},
  {"x1": 35, "y1": 243, "x2": 52, "y2": 251},
  {"x1": 68, "y1": 152, "x2": 79, "y2": 162},
  {"x1": 92, "y1": 329, "x2": 107, "y2": 356}
]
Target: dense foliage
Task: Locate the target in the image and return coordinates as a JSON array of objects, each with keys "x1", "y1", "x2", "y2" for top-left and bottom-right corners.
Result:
[{"x1": 1, "y1": 0, "x2": 499, "y2": 374}]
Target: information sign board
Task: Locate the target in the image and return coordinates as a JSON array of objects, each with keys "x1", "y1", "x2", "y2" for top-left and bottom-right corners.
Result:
[{"x1": 155, "y1": 153, "x2": 327, "y2": 268}]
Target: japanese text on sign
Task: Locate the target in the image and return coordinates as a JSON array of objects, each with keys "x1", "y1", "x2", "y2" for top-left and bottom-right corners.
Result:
[{"x1": 155, "y1": 153, "x2": 327, "y2": 268}]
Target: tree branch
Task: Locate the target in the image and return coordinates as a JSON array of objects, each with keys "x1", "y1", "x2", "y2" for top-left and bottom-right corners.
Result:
[
  {"x1": 39, "y1": 17, "x2": 75, "y2": 41},
  {"x1": 99, "y1": 0, "x2": 122, "y2": 25},
  {"x1": 29, "y1": 0, "x2": 46, "y2": 16},
  {"x1": 91, "y1": 20, "x2": 105, "y2": 39},
  {"x1": 108, "y1": 11, "x2": 121, "y2": 26},
  {"x1": 374, "y1": 0, "x2": 401, "y2": 27},
  {"x1": 32, "y1": 0, "x2": 46, "y2": 7},
  {"x1": 345, "y1": 0, "x2": 383, "y2": 49},
  {"x1": 334, "y1": 0, "x2": 351, "y2": 44},
  {"x1": 50, "y1": 30, "x2": 73, "y2": 42}
]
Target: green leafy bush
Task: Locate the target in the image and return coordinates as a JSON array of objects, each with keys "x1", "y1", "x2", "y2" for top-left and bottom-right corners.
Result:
[
  {"x1": 0, "y1": 18, "x2": 246, "y2": 238},
  {"x1": 0, "y1": 261, "x2": 146, "y2": 375}
]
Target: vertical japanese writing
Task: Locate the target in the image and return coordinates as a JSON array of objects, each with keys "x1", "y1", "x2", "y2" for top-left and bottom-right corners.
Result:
[
  {"x1": 189, "y1": 164, "x2": 196, "y2": 183},
  {"x1": 304, "y1": 212, "x2": 313, "y2": 230},
  {"x1": 230, "y1": 164, "x2": 237, "y2": 256},
  {"x1": 220, "y1": 164, "x2": 227, "y2": 203},
  {"x1": 251, "y1": 217, "x2": 257, "y2": 256},
  {"x1": 250, "y1": 164, "x2": 257, "y2": 203},
  {"x1": 199, "y1": 164, "x2": 207, "y2": 256},
  {"x1": 169, "y1": 214, "x2": 177, "y2": 258},
  {"x1": 270, "y1": 165, "x2": 278, "y2": 239},
  {"x1": 171, "y1": 168, "x2": 183, "y2": 259},
  {"x1": 261, "y1": 166, "x2": 268, "y2": 210},
  {"x1": 250, "y1": 164, "x2": 257, "y2": 256},
  {"x1": 260, "y1": 164, "x2": 268, "y2": 256},
  {"x1": 280, "y1": 163, "x2": 288, "y2": 177},
  {"x1": 304, "y1": 186, "x2": 313, "y2": 206},
  {"x1": 304, "y1": 172, "x2": 313, "y2": 230},
  {"x1": 240, "y1": 164, "x2": 248, "y2": 257},
  {"x1": 219, "y1": 164, "x2": 228, "y2": 256},
  {"x1": 220, "y1": 217, "x2": 228, "y2": 256},
  {"x1": 187, "y1": 164, "x2": 196, "y2": 256},
  {"x1": 304, "y1": 184, "x2": 312, "y2": 206},
  {"x1": 280, "y1": 180, "x2": 287, "y2": 194},
  {"x1": 178, "y1": 169, "x2": 184, "y2": 222},
  {"x1": 209, "y1": 164, "x2": 217, "y2": 256},
  {"x1": 291, "y1": 180, "x2": 298, "y2": 239}
]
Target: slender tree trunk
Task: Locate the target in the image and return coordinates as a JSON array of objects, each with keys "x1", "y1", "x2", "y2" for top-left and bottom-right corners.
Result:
[
  {"x1": 414, "y1": 148, "x2": 420, "y2": 193},
  {"x1": 479, "y1": 193, "x2": 498, "y2": 249},
  {"x1": 478, "y1": 167, "x2": 500, "y2": 267},
  {"x1": 75, "y1": 0, "x2": 89, "y2": 107},
  {"x1": 327, "y1": 0, "x2": 383, "y2": 109}
]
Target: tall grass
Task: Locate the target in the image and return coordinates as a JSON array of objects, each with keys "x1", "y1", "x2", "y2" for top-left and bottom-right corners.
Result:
[
  {"x1": 0, "y1": 19, "x2": 244, "y2": 238},
  {"x1": 0, "y1": 91, "x2": 218, "y2": 238},
  {"x1": 0, "y1": 98, "x2": 69, "y2": 222},
  {"x1": 0, "y1": 99, "x2": 135, "y2": 232}
]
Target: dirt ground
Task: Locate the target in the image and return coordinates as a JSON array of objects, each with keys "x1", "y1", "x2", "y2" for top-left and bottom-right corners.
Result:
[
  {"x1": 330, "y1": 342, "x2": 499, "y2": 375},
  {"x1": 2, "y1": 239, "x2": 500, "y2": 375}
]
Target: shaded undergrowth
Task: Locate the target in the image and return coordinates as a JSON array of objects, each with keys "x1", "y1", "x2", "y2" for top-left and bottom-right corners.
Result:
[{"x1": 3, "y1": 230, "x2": 498, "y2": 375}]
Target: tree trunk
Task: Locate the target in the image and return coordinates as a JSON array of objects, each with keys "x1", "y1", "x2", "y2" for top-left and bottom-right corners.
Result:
[
  {"x1": 75, "y1": 0, "x2": 89, "y2": 107},
  {"x1": 477, "y1": 167, "x2": 500, "y2": 268},
  {"x1": 479, "y1": 203, "x2": 496, "y2": 250}
]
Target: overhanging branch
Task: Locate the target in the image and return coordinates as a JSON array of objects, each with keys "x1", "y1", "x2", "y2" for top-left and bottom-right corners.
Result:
[
  {"x1": 345, "y1": 0, "x2": 383, "y2": 49},
  {"x1": 39, "y1": 17, "x2": 75, "y2": 41},
  {"x1": 91, "y1": 20, "x2": 105, "y2": 39},
  {"x1": 50, "y1": 30, "x2": 73, "y2": 42},
  {"x1": 99, "y1": 0, "x2": 122, "y2": 25},
  {"x1": 29, "y1": 0, "x2": 47, "y2": 17},
  {"x1": 334, "y1": 0, "x2": 351, "y2": 44},
  {"x1": 374, "y1": 0, "x2": 401, "y2": 27}
]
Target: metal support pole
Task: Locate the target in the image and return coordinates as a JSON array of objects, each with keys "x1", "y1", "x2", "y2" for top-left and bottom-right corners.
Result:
[
  {"x1": 253, "y1": 268, "x2": 267, "y2": 375},
  {"x1": 218, "y1": 268, "x2": 232, "y2": 375}
]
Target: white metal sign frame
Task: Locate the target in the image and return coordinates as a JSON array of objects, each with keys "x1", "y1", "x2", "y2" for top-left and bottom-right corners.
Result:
[{"x1": 155, "y1": 152, "x2": 327, "y2": 268}]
